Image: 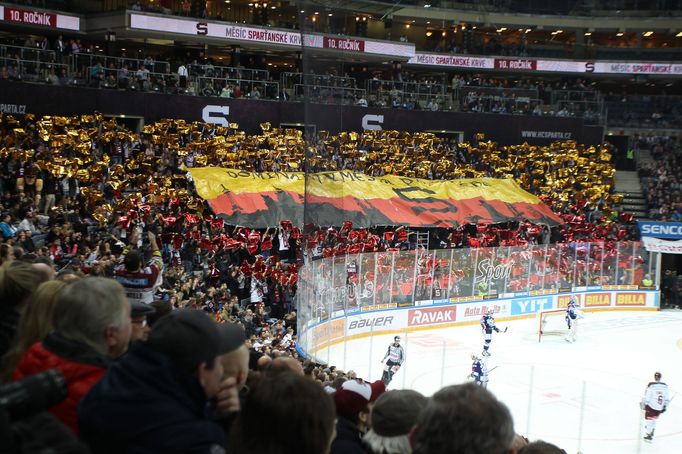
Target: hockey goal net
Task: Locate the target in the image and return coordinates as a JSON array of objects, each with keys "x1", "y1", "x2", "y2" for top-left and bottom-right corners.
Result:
[{"x1": 537, "y1": 309, "x2": 568, "y2": 342}]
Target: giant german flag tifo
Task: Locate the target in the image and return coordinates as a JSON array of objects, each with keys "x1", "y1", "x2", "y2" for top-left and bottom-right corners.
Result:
[{"x1": 189, "y1": 167, "x2": 562, "y2": 228}]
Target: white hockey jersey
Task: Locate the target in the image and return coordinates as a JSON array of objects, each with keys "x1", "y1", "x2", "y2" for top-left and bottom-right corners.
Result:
[
  {"x1": 643, "y1": 381, "x2": 671, "y2": 411},
  {"x1": 383, "y1": 344, "x2": 405, "y2": 364}
]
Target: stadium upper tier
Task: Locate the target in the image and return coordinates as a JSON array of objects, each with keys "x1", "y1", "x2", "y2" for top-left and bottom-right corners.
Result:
[{"x1": 1, "y1": 1, "x2": 681, "y2": 63}]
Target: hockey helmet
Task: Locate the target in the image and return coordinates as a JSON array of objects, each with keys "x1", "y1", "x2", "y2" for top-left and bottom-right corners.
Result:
[
  {"x1": 486, "y1": 309, "x2": 494, "y2": 315},
  {"x1": 654, "y1": 372, "x2": 662, "y2": 381},
  {"x1": 471, "y1": 353, "x2": 479, "y2": 361}
]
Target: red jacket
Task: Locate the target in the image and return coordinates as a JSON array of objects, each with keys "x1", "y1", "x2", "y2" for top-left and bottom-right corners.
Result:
[{"x1": 12, "y1": 333, "x2": 109, "y2": 435}]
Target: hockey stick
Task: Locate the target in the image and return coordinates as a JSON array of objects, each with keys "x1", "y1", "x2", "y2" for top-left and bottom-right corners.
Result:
[{"x1": 488, "y1": 366, "x2": 499, "y2": 373}]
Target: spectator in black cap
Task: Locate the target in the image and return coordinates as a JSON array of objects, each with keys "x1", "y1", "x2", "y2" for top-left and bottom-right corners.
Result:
[
  {"x1": 78, "y1": 309, "x2": 245, "y2": 454},
  {"x1": 129, "y1": 300, "x2": 155, "y2": 342},
  {"x1": 363, "y1": 389, "x2": 427, "y2": 454},
  {"x1": 147, "y1": 298, "x2": 173, "y2": 327}
]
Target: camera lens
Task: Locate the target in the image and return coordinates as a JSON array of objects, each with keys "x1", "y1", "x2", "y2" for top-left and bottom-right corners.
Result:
[{"x1": 0, "y1": 369, "x2": 67, "y2": 421}]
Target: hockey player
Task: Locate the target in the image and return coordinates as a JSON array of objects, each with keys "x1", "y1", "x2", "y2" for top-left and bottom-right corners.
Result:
[
  {"x1": 380, "y1": 336, "x2": 405, "y2": 386},
  {"x1": 480, "y1": 309, "x2": 501, "y2": 357},
  {"x1": 564, "y1": 297, "x2": 579, "y2": 343},
  {"x1": 641, "y1": 371, "x2": 671, "y2": 441},
  {"x1": 470, "y1": 354, "x2": 489, "y2": 389}
]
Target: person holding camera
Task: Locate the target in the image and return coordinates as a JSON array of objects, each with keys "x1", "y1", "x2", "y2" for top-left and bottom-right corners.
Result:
[
  {"x1": 114, "y1": 229, "x2": 164, "y2": 305},
  {"x1": 11, "y1": 278, "x2": 132, "y2": 434}
]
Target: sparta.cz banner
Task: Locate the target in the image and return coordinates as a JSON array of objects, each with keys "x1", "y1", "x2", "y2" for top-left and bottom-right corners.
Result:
[{"x1": 189, "y1": 168, "x2": 562, "y2": 228}]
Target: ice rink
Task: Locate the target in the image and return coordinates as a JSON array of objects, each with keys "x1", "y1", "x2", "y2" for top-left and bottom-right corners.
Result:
[{"x1": 320, "y1": 309, "x2": 682, "y2": 454}]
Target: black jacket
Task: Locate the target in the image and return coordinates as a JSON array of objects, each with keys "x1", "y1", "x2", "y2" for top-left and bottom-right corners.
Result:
[
  {"x1": 78, "y1": 342, "x2": 226, "y2": 454},
  {"x1": 330, "y1": 416, "x2": 367, "y2": 454},
  {"x1": 0, "y1": 307, "x2": 20, "y2": 357}
]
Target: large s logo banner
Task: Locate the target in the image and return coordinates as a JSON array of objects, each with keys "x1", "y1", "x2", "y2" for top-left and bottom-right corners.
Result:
[
  {"x1": 202, "y1": 105, "x2": 230, "y2": 126},
  {"x1": 188, "y1": 168, "x2": 562, "y2": 228}
]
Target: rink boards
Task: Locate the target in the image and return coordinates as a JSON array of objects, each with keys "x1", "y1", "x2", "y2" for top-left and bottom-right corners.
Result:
[{"x1": 298, "y1": 289, "x2": 659, "y2": 356}]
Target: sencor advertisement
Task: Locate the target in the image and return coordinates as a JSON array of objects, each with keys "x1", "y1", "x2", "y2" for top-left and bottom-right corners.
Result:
[{"x1": 637, "y1": 221, "x2": 682, "y2": 240}]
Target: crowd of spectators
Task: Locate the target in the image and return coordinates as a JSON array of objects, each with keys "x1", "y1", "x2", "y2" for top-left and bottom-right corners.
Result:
[
  {"x1": 0, "y1": 112, "x2": 643, "y2": 326},
  {"x1": 638, "y1": 136, "x2": 682, "y2": 221},
  {"x1": 5, "y1": 31, "x2": 680, "y2": 127},
  {"x1": 0, "y1": 260, "x2": 571, "y2": 453},
  {"x1": 0, "y1": 32, "x2": 618, "y2": 122},
  {"x1": 0, "y1": 111, "x2": 646, "y2": 453},
  {"x1": 607, "y1": 95, "x2": 682, "y2": 130}
]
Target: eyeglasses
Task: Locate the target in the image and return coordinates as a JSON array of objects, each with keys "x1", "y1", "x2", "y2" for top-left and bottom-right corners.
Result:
[{"x1": 132, "y1": 319, "x2": 148, "y2": 327}]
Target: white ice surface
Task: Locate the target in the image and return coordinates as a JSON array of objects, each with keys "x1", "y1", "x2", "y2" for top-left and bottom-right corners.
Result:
[{"x1": 318, "y1": 309, "x2": 682, "y2": 454}]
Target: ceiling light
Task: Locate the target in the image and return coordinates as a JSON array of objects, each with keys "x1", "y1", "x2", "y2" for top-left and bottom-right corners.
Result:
[
  {"x1": 426, "y1": 31, "x2": 433, "y2": 37},
  {"x1": 584, "y1": 32, "x2": 592, "y2": 36},
  {"x1": 406, "y1": 24, "x2": 410, "y2": 29},
  {"x1": 427, "y1": 21, "x2": 430, "y2": 24},
  {"x1": 328, "y1": 13, "x2": 332, "y2": 16},
  {"x1": 616, "y1": 32, "x2": 624, "y2": 36},
  {"x1": 442, "y1": 31, "x2": 446, "y2": 37},
  {"x1": 300, "y1": 10, "x2": 304, "y2": 13},
  {"x1": 424, "y1": 4, "x2": 431, "y2": 7},
  {"x1": 525, "y1": 28, "x2": 532, "y2": 33},
  {"x1": 677, "y1": 31, "x2": 682, "y2": 37},
  {"x1": 643, "y1": 31, "x2": 653, "y2": 37},
  {"x1": 314, "y1": 11, "x2": 319, "y2": 15}
]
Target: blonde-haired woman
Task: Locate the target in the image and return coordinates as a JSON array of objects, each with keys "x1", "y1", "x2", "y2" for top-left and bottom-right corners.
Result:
[{"x1": 1, "y1": 280, "x2": 68, "y2": 382}]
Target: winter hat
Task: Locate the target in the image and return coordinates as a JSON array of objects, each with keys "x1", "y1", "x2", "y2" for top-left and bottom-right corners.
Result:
[
  {"x1": 334, "y1": 379, "x2": 386, "y2": 420},
  {"x1": 371, "y1": 390, "x2": 427, "y2": 437}
]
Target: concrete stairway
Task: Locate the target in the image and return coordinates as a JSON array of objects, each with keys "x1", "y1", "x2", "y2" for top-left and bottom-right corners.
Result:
[{"x1": 614, "y1": 170, "x2": 648, "y2": 220}]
